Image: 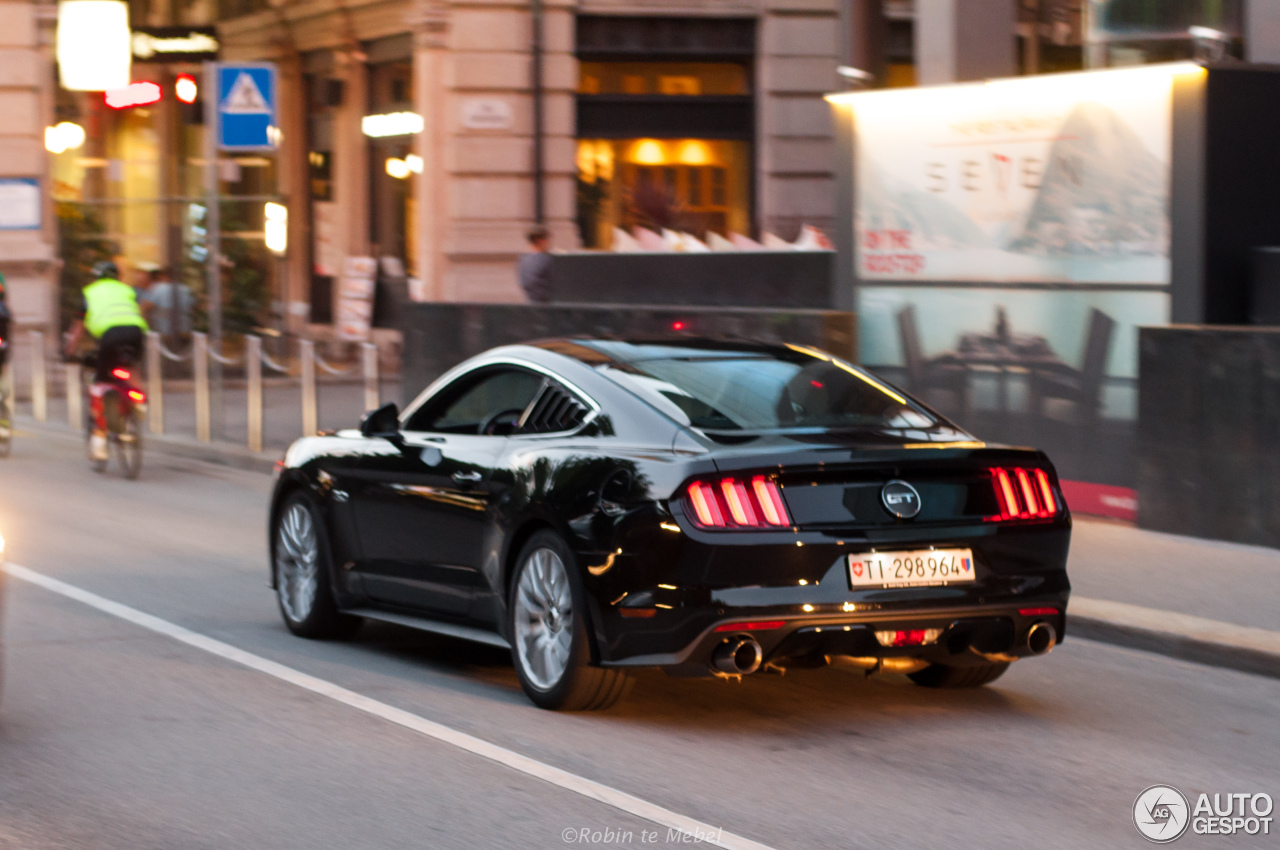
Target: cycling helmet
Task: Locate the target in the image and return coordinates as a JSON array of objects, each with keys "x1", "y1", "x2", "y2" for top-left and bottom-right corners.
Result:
[{"x1": 91, "y1": 260, "x2": 120, "y2": 280}]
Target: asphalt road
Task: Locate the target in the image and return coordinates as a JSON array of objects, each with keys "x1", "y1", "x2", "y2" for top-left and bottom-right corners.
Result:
[{"x1": 1, "y1": 434, "x2": 1277, "y2": 849}]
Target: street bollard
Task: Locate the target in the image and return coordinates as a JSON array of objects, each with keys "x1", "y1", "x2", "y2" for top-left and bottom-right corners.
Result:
[
  {"x1": 66, "y1": 362, "x2": 81, "y2": 430},
  {"x1": 193, "y1": 332, "x2": 210, "y2": 443},
  {"x1": 30, "y1": 330, "x2": 46, "y2": 422},
  {"x1": 300, "y1": 339, "x2": 317, "y2": 436},
  {"x1": 246, "y1": 335, "x2": 263, "y2": 452},
  {"x1": 145, "y1": 332, "x2": 164, "y2": 435},
  {"x1": 361, "y1": 342, "x2": 379, "y2": 413}
]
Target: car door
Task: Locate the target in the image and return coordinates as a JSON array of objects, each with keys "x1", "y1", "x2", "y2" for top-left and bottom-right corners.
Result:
[{"x1": 350, "y1": 366, "x2": 545, "y2": 617}]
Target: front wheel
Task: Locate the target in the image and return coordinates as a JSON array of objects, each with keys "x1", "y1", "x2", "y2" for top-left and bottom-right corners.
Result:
[
  {"x1": 273, "y1": 493, "x2": 361, "y2": 639},
  {"x1": 509, "y1": 530, "x2": 632, "y2": 710},
  {"x1": 908, "y1": 661, "x2": 1010, "y2": 689}
]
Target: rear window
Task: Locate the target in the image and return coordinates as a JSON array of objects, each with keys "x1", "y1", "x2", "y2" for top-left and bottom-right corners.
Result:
[{"x1": 585, "y1": 342, "x2": 938, "y2": 432}]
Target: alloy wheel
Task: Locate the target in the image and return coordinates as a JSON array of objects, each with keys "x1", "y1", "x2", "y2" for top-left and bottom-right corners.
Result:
[
  {"x1": 276, "y1": 503, "x2": 319, "y2": 624},
  {"x1": 513, "y1": 547, "x2": 574, "y2": 691}
]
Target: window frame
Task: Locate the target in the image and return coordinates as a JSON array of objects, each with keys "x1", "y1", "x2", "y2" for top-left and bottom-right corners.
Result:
[{"x1": 400, "y1": 358, "x2": 602, "y2": 438}]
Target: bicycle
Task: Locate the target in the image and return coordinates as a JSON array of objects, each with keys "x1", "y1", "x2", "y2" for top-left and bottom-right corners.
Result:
[{"x1": 79, "y1": 356, "x2": 145, "y2": 479}]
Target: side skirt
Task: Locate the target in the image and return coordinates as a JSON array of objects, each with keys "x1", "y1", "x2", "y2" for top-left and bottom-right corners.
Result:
[{"x1": 344, "y1": 607, "x2": 511, "y2": 650}]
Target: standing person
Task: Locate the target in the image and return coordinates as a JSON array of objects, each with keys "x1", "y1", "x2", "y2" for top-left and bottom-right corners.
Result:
[
  {"x1": 138, "y1": 267, "x2": 193, "y2": 338},
  {"x1": 63, "y1": 260, "x2": 149, "y2": 461},
  {"x1": 0, "y1": 273, "x2": 11, "y2": 370},
  {"x1": 517, "y1": 225, "x2": 553, "y2": 303},
  {"x1": 0, "y1": 274, "x2": 13, "y2": 445}
]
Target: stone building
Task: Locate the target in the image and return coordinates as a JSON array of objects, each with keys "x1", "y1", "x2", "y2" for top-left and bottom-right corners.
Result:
[
  {"x1": 0, "y1": 1, "x2": 57, "y2": 338},
  {"x1": 217, "y1": 0, "x2": 843, "y2": 314}
]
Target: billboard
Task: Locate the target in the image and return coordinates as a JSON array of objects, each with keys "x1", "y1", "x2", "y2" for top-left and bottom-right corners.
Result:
[{"x1": 850, "y1": 63, "x2": 1203, "y2": 284}]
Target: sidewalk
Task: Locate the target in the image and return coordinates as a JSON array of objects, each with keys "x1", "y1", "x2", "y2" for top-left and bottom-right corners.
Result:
[
  {"x1": 11, "y1": 378, "x2": 404, "y2": 454},
  {"x1": 10, "y1": 413, "x2": 1280, "y2": 680}
]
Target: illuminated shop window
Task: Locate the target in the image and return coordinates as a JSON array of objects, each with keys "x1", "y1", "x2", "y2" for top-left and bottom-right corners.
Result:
[
  {"x1": 576, "y1": 138, "x2": 751, "y2": 249},
  {"x1": 577, "y1": 62, "x2": 750, "y2": 96}
]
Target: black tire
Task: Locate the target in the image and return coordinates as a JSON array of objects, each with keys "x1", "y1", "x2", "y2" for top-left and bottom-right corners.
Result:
[
  {"x1": 116, "y1": 408, "x2": 143, "y2": 480},
  {"x1": 272, "y1": 492, "x2": 361, "y2": 639},
  {"x1": 85, "y1": 390, "x2": 107, "y2": 473},
  {"x1": 908, "y1": 661, "x2": 1010, "y2": 689},
  {"x1": 508, "y1": 530, "x2": 633, "y2": 711}
]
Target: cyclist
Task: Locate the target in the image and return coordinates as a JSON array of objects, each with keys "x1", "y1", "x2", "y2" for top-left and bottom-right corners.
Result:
[{"x1": 64, "y1": 260, "x2": 149, "y2": 461}]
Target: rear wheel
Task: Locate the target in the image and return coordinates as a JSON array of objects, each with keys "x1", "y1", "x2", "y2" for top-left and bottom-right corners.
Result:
[
  {"x1": 115, "y1": 406, "x2": 143, "y2": 480},
  {"x1": 0, "y1": 387, "x2": 11, "y2": 458},
  {"x1": 509, "y1": 530, "x2": 632, "y2": 710},
  {"x1": 908, "y1": 661, "x2": 1010, "y2": 689},
  {"x1": 273, "y1": 493, "x2": 361, "y2": 639}
]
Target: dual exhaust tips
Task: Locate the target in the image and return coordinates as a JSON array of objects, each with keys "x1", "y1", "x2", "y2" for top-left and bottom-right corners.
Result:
[{"x1": 711, "y1": 621, "x2": 1056, "y2": 676}]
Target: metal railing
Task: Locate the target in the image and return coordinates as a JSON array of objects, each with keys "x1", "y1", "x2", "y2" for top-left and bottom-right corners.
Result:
[{"x1": 27, "y1": 329, "x2": 383, "y2": 454}]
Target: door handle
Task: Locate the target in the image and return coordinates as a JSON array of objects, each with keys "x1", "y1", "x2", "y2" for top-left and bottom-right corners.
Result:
[{"x1": 452, "y1": 470, "x2": 483, "y2": 485}]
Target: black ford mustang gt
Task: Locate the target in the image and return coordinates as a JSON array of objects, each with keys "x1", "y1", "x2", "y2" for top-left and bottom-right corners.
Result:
[{"x1": 268, "y1": 338, "x2": 1071, "y2": 710}]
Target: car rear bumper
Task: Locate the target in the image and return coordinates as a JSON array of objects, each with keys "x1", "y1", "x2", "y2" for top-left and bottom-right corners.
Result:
[
  {"x1": 602, "y1": 602, "x2": 1068, "y2": 675},
  {"x1": 589, "y1": 520, "x2": 1071, "y2": 675}
]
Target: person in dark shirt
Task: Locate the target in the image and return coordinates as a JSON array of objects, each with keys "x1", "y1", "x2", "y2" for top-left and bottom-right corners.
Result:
[
  {"x1": 517, "y1": 225, "x2": 553, "y2": 303},
  {"x1": 0, "y1": 273, "x2": 12, "y2": 373}
]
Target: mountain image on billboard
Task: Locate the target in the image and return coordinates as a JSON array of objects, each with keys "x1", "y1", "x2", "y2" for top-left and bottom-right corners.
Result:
[
  {"x1": 852, "y1": 65, "x2": 1182, "y2": 284},
  {"x1": 1008, "y1": 102, "x2": 1167, "y2": 257}
]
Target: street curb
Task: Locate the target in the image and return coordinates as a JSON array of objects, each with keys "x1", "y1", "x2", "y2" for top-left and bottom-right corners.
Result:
[
  {"x1": 1069, "y1": 597, "x2": 1280, "y2": 680},
  {"x1": 14, "y1": 415, "x2": 281, "y2": 475}
]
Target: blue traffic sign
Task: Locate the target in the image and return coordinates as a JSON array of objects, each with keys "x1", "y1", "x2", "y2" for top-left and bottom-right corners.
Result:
[{"x1": 214, "y1": 62, "x2": 276, "y2": 151}]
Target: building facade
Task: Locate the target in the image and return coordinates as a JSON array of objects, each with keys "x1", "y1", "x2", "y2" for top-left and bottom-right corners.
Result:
[
  {"x1": 0, "y1": 0, "x2": 57, "y2": 337},
  {"x1": 217, "y1": 0, "x2": 842, "y2": 315}
]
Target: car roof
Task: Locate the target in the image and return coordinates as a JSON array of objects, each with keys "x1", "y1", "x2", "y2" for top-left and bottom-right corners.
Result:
[{"x1": 530, "y1": 337, "x2": 808, "y2": 368}]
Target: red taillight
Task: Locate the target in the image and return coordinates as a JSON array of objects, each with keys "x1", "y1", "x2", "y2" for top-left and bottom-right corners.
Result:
[
  {"x1": 720, "y1": 479, "x2": 758, "y2": 526},
  {"x1": 713, "y1": 620, "x2": 786, "y2": 633},
  {"x1": 127, "y1": 389, "x2": 146, "y2": 403},
  {"x1": 752, "y1": 476, "x2": 789, "y2": 527},
  {"x1": 1019, "y1": 607, "x2": 1059, "y2": 617},
  {"x1": 686, "y1": 481, "x2": 725, "y2": 527},
  {"x1": 1034, "y1": 469, "x2": 1056, "y2": 515},
  {"x1": 685, "y1": 475, "x2": 791, "y2": 529},
  {"x1": 989, "y1": 467, "x2": 1060, "y2": 522},
  {"x1": 888, "y1": 630, "x2": 928, "y2": 646},
  {"x1": 112, "y1": 367, "x2": 131, "y2": 380}
]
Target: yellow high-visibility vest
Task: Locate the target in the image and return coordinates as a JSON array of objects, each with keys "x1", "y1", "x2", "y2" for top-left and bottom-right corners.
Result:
[{"x1": 83, "y1": 278, "x2": 148, "y2": 339}]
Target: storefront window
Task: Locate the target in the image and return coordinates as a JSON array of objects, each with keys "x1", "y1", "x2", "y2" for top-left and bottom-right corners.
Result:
[
  {"x1": 366, "y1": 60, "x2": 415, "y2": 276},
  {"x1": 575, "y1": 53, "x2": 754, "y2": 249},
  {"x1": 578, "y1": 61, "x2": 750, "y2": 96},
  {"x1": 577, "y1": 138, "x2": 751, "y2": 248}
]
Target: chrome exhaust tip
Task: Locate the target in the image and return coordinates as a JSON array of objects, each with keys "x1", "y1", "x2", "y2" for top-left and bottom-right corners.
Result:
[
  {"x1": 711, "y1": 637, "x2": 763, "y2": 675},
  {"x1": 1026, "y1": 622, "x2": 1057, "y2": 655}
]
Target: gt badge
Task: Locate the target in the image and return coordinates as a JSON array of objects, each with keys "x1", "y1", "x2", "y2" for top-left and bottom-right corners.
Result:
[{"x1": 880, "y1": 480, "x2": 921, "y2": 519}]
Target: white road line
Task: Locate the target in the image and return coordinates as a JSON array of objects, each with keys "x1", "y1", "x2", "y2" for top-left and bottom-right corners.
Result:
[{"x1": 3, "y1": 561, "x2": 775, "y2": 850}]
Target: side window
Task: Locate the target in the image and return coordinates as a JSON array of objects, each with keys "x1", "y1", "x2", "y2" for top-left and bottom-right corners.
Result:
[{"x1": 404, "y1": 368, "x2": 544, "y2": 434}]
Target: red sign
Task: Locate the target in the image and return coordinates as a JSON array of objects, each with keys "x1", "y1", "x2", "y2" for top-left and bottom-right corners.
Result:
[{"x1": 104, "y1": 81, "x2": 162, "y2": 109}]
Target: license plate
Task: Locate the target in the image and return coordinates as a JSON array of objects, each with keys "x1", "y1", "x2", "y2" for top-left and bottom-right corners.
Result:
[{"x1": 848, "y1": 548, "x2": 976, "y2": 588}]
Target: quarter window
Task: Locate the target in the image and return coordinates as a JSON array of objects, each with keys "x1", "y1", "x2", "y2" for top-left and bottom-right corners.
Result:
[{"x1": 405, "y1": 368, "x2": 544, "y2": 434}]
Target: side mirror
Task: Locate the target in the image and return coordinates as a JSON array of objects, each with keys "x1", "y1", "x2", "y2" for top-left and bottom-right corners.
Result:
[{"x1": 360, "y1": 402, "x2": 401, "y2": 440}]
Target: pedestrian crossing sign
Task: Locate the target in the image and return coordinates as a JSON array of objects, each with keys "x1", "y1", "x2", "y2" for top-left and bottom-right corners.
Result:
[{"x1": 214, "y1": 63, "x2": 277, "y2": 151}]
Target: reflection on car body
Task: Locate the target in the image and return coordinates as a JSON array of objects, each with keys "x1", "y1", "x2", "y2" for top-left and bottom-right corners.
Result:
[{"x1": 268, "y1": 338, "x2": 1071, "y2": 710}]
